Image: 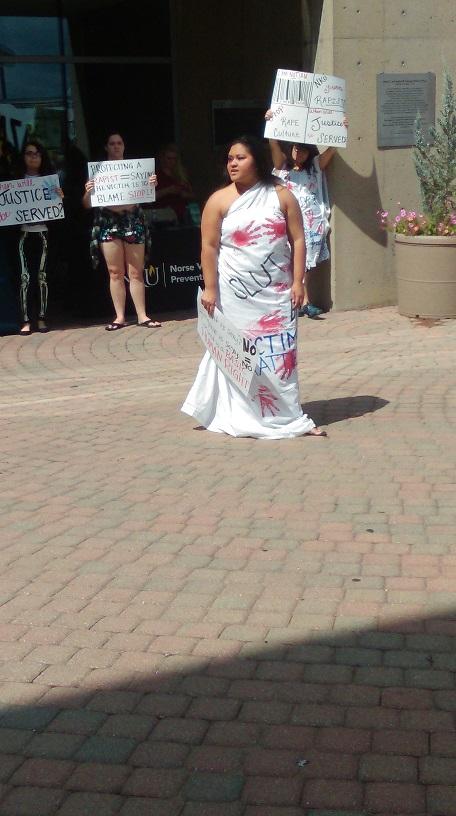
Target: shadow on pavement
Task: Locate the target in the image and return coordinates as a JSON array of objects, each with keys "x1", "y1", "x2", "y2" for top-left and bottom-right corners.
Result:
[
  {"x1": 33, "y1": 309, "x2": 197, "y2": 333},
  {"x1": 0, "y1": 603, "x2": 453, "y2": 815},
  {"x1": 302, "y1": 396, "x2": 389, "y2": 427}
]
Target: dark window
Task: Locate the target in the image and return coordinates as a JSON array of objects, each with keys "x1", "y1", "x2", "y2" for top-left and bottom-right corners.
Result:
[
  {"x1": 64, "y1": 0, "x2": 170, "y2": 57},
  {"x1": 0, "y1": 15, "x2": 61, "y2": 56}
]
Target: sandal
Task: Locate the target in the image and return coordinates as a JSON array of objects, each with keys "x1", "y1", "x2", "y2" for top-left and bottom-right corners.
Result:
[
  {"x1": 306, "y1": 427, "x2": 328, "y2": 437},
  {"x1": 19, "y1": 325, "x2": 32, "y2": 336},
  {"x1": 138, "y1": 319, "x2": 161, "y2": 328},
  {"x1": 300, "y1": 303, "x2": 323, "y2": 318},
  {"x1": 105, "y1": 322, "x2": 127, "y2": 331}
]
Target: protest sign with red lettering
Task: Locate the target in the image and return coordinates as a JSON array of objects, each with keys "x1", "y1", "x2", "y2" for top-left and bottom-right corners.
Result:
[
  {"x1": 0, "y1": 174, "x2": 64, "y2": 227},
  {"x1": 264, "y1": 69, "x2": 347, "y2": 148},
  {"x1": 88, "y1": 158, "x2": 155, "y2": 207},
  {"x1": 197, "y1": 289, "x2": 255, "y2": 396}
]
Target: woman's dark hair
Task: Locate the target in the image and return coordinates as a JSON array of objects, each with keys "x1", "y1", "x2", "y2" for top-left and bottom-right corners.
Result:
[
  {"x1": 96, "y1": 132, "x2": 125, "y2": 161},
  {"x1": 285, "y1": 142, "x2": 319, "y2": 172},
  {"x1": 223, "y1": 134, "x2": 276, "y2": 186},
  {"x1": 104, "y1": 131, "x2": 124, "y2": 148},
  {"x1": 18, "y1": 140, "x2": 54, "y2": 176}
]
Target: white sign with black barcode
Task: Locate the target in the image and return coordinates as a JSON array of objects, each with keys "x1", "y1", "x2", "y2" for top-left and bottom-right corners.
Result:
[{"x1": 265, "y1": 69, "x2": 347, "y2": 148}]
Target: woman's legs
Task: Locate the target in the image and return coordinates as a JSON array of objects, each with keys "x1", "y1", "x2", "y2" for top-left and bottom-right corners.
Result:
[
  {"x1": 37, "y1": 233, "x2": 49, "y2": 330},
  {"x1": 18, "y1": 232, "x2": 48, "y2": 332},
  {"x1": 300, "y1": 268, "x2": 323, "y2": 317},
  {"x1": 18, "y1": 233, "x2": 32, "y2": 332},
  {"x1": 100, "y1": 239, "x2": 127, "y2": 324},
  {"x1": 302, "y1": 269, "x2": 310, "y2": 307},
  {"x1": 125, "y1": 243, "x2": 159, "y2": 326}
]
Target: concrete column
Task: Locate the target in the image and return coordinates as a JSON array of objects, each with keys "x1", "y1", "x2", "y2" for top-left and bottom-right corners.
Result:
[{"x1": 312, "y1": 0, "x2": 456, "y2": 310}]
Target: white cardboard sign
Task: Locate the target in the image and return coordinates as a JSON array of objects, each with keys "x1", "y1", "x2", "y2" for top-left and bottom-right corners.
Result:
[
  {"x1": 265, "y1": 69, "x2": 347, "y2": 148},
  {"x1": 0, "y1": 174, "x2": 64, "y2": 227},
  {"x1": 87, "y1": 157, "x2": 156, "y2": 207},
  {"x1": 197, "y1": 289, "x2": 256, "y2": 396}
]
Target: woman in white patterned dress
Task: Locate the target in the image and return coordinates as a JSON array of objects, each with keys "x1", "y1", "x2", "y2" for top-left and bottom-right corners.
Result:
[
  {"x1": 265, "y1": 110, "x2": 344, "y2": 317},
  {"x1": 181, "y1": 135, "x2": 327, "y2": 439}
]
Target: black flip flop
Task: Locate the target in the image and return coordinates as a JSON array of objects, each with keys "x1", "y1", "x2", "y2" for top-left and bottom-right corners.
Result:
[
  {"x1": 105, "y1": 322, "x2": 127, "y2": 331},
  {"x1": 138, "y1": 319, "x2": 161, "y2": 328}
]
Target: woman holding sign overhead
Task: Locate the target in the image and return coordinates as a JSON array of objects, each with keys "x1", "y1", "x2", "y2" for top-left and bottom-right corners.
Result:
[
  {"x1": 83, "y1": 131, "x2": 159, "y2": 331},
  {"x1": 15, "y1": 140, "x2": 64, "y2": 336},
  {"x1": 265, "y1": 110, "x2": 346, "y2": 317},
  {"x1": 181, "y1": 134, "x2": 326, "y2": 439}
]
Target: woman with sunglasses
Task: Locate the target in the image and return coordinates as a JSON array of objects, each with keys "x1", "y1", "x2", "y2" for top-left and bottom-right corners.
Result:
[{"x1": 15, "y1": 140, "x2": 63, "y2": 335}]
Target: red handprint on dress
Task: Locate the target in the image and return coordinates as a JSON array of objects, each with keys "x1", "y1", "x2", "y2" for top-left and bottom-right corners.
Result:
[
  {"x1": 262, "y1": 217, "x2": 287, "y2": 243},
  {"x1": 230, "y1": 221, "x2": 262, "y2": 247},
  {"x1": 256, "y1": 385, "x2": 280, "y2": 417},
  {"x1": 276, "y1": 349, "x2": 297, "y2": 381},
  {"x1": 272, "y1": 259, "x2": 291, "y2": 291},
  {"x1": 305, "y1": 211, "x2": 315, "y2": 230},
  {"x1": 273, "y1": 281, "x2": 290, "y2": 292},
  {"x1": 246, "y1": 310, "x2": 284, "y2": 338}
]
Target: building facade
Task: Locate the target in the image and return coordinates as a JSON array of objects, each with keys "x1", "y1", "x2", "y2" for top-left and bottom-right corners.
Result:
[{"x1": 1, "y1": 1, "x2": 455, "y2": 316}]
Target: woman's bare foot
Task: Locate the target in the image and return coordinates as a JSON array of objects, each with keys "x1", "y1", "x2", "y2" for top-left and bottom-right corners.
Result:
[{"x1": 306, "y1": 427, "x2": 328, "y2": 437}]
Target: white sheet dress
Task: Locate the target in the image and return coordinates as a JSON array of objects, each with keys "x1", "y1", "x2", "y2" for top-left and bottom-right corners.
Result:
[
  {"x1": 181, "y1": 182, "x2": 316, "y2": 439},
  {"x1": 274, "y1": 158, "x2": 330, "y2": 269}
]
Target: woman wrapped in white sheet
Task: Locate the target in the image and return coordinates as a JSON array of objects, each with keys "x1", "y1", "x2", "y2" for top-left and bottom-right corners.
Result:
[{"x1": 182, "y1": 135, "x2": 327, "y2": 440}]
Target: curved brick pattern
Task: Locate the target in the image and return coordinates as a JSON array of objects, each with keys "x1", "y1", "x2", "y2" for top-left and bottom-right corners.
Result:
[{"x1": 0, "y1": 307, "x2": 455, "y2": 813}]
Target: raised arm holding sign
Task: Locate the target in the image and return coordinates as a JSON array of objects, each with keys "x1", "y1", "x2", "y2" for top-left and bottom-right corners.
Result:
[
  {"x1": 264, "y1": 69, "x2": 348, "y2": 320},
  {"x1": 264, "y1": 69, "x2": 347, "y2": 148}
]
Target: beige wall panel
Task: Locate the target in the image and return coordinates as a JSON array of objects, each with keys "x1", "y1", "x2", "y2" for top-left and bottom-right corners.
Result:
[
  {"x1": 380, "y1": 41, "x2": 456, "y2": 76},
  {"x1": 332, "y1": 37, "x2": 382, "y2": 162},
  {"x1": 383, "y1": 0, "x2": 456, "y2": 39},
  {"x1": 328, "y1": 37, "x2": 395, "y2": 308},
  {"x1": 333, "y1": 211, "x2": 395, "y2": 309},
  {"x1": 332, "y1": 0, "x2": 384, "y2": 39}
]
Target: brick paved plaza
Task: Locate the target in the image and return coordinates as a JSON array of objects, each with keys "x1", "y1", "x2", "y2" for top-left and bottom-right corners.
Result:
[{"x1": 0, "y1": 307, "x2": 455, "y2": 815}]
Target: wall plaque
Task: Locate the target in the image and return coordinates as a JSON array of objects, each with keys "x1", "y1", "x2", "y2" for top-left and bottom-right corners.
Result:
[{"x1": 377, "y1": 73, "x2": 435, "y2": 147}]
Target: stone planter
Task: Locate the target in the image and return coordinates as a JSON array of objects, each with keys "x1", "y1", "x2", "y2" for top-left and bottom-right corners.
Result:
[{"x1": 395, "y1": 234, "x2": 456, "y2": 318}]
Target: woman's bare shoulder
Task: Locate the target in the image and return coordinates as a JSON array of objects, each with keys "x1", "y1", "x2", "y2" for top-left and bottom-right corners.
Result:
[
  {"x1": 204, "y1": 184, "x2": 236, "y2": 214},
  {"x1": 274, "y1": 182, "x2": 293, "y2": 204}
]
